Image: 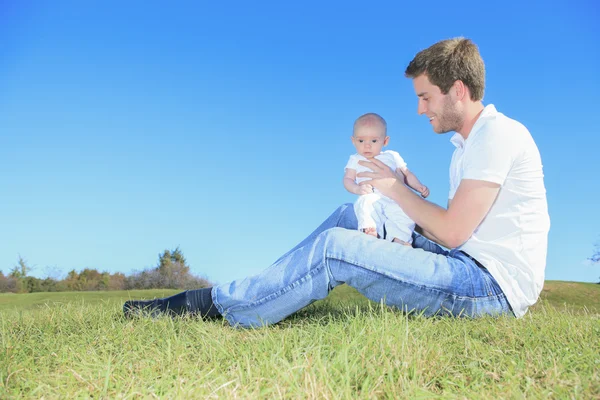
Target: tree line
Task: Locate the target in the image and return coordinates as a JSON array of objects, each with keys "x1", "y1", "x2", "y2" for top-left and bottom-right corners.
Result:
[{"x1": 0, "y1": 248, "x2": 211, "y2": 293}]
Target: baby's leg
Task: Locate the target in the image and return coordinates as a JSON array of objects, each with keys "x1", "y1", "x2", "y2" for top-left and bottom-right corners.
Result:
[
  {"x1": 354, "y1": 193, "x2": 383, "y2": 238},
  {"x1": 381, "y1": 199, "x2": 416, "y2": 245}
]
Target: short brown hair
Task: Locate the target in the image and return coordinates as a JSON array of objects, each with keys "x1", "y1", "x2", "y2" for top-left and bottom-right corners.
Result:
[{"x1": 405, "y1": 38, "x2": 485, "y2": 101}]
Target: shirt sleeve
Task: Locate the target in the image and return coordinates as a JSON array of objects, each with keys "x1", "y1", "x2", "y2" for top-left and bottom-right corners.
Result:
[
  {"x1": 345, "y1": 154, "x2": 358, "y2": 171},
  {"x1": 462, "y1": 127, "x2": 514, "y2": 185},
  {"x1": 389, "y1": 150, "x2": 407, "y2": 170}
]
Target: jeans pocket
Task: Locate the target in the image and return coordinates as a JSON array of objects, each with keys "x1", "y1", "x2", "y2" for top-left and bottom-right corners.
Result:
[{"x1": 481, "y1": 267, "x2": 503, "y2": 297}]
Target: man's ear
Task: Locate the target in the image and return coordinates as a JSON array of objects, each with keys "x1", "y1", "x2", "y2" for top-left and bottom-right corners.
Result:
[
  {"x1": 384, "y1": 136, "x2": 390, "y2": 146},
  {"x1": 452, "y1": 80, "x2": 467, "y2": 101}
]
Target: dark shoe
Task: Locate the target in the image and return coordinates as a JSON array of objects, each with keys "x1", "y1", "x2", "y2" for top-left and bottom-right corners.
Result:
[
  {"x1": 123, "y1": 289, "x2": 220, "y2": 319},
  {"x1": 123, "y1": 291, "x2": 191, "y2": 318},
  {"x1": 123, "y1": 299, "x2": 163, "y2": 318}
]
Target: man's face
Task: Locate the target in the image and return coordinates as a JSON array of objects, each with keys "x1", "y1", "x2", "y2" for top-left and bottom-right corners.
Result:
[
  {"x1": 412, "y1": 74, "x2": 463, "y2": 134},
  {"x1": 351, "y1": 123, "x2": 389, "y2": 159}
]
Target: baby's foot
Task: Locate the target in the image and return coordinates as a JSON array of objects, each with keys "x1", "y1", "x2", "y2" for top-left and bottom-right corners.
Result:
[
  {"x1": 392, "y1": 238, "x2": 412, "y2": 246},
  {"x1": 361, "y1": 227, "x2": 378, "y2": 237}
]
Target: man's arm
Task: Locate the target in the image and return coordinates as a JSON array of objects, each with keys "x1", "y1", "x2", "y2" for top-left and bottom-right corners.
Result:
[
  {"x1": 414, "y1": 225, "x2": 446, "y2": 246},
  {"x1": 390, "y1": 179, "x2": 499, "y2": 248},
  {"x1": 358, "y1": 159, "x2": 500, "y2": 249},
  {"x1": 417, "y1": 200, "x2": 451, "y2": 245}
]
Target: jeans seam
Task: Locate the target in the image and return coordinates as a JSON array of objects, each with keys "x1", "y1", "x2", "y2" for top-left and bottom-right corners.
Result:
[
  {"x1": 328, "y1": 253, "x2": 503, "y2": 302},
  {"x1": 482, "y1": 272, "x2": 494, "y2": 296},
  {"x1": 222, "y1": 263, "x2": 328, "y2": 313},
  {"x1": 211, "y1": 288, "x2": 238, "y2": 326}
]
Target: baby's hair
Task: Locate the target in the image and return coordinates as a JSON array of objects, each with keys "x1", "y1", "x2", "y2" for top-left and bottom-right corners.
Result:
[{"x1": 353, "y1": 113, "x2": 387, "y2": 135}]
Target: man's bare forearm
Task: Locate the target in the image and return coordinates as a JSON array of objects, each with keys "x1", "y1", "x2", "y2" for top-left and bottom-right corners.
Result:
[{"x1": 415, "y1": 225, "x2": 450, "y2": 248}]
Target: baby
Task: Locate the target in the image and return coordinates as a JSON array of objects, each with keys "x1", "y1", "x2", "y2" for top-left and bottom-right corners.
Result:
[{"x1": 343, "y1": 113, "x2": 429, "y2": 245}]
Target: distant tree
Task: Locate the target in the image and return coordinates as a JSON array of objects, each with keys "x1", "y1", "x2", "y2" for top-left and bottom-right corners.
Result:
[
  {"x1": 9, "y1": 255, "x2": 33, "y2": 293},
  {"x1": 126, "y1": 247, "x2": 211, "y2": 290},
  {"x1": 0, "y1": 271, "x2": 18, "y2": 293},
  {"x1": 64, "y1": 269, "x2": 82, "y2": 291},
  {"x1": 157, "y1": 247, "x2": 192, "y2": 288},
  {"x1": 40, "y1": 277, "x2": 59, "y2": 292},
  {"x1": 10, "y1": 255, "x2": 30, "y2": 279},
  {"x1": 125, "y1": 269, "x2": 162, "y2": 290},
  {"x1": 24, "y1": 276, "x2": 43, "y2": 293},
  {"x1": 78, "y1": 268, "x2": 104, "y2": 291},
  {"x1": 1, "y1": 250, "x2": 211, "y2": 293},
  {"x1": 42, "y1": 268, "x2": 125, "y2": 292},
  {"x1": 107, "y1": 272, "x2": 126, "y2": 290}
]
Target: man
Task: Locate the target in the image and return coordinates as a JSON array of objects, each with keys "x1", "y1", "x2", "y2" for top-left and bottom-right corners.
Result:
[{"x1": 124, "y1": 38, "x2": 550, "y2": 327}]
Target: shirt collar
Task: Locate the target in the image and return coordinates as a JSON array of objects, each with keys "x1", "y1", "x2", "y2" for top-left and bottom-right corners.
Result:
[
  {"x1": 470, "y1": 104, "x2": 497, "y2": 136},
  {"x1": 449, "y1": 104, "x2": 497, "y2": 148},
  {"x1": 450, "y1": 132, "x2": 464, "y2": 148}
]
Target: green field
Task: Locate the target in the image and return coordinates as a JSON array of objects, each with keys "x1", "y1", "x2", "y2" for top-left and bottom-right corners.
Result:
[{"x1": 1, "y1": 282, "x2": 598, "y2": 398}]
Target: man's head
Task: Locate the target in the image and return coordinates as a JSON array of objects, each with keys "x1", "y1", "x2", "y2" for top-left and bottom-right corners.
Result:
[
  {"x1": 351, "y1": 113, "x2": 389, "y2": 159},
  {"x1": 405, "y1": 38, "x2": 485, "y2": 134}
]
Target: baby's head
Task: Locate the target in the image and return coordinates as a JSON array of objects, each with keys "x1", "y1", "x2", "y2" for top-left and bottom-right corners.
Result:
[{"x1": 351, "y1": 113, "x2": 389, "y2": 159}]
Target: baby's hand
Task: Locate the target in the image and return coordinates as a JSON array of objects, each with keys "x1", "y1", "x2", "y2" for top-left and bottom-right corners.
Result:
[
  {"x1": 420, "y1": 186, "x2": 430, "y2": 198},
  {"x1": 356, "y1": 184, "x2": 374, "y2": 195}
]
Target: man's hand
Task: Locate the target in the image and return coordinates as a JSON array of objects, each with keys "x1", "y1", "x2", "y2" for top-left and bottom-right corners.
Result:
[
  {"x1": 356, "y1": 184, "x2": 374, "y2": 195},
  {"x1": 356, "y1": 158, "x2": 401, "y2": 196}
]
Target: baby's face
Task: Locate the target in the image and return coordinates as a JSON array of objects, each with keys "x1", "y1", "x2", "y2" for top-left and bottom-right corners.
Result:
[{"x1": 351, "y1": 124, "x2": 389, "y2": 159}]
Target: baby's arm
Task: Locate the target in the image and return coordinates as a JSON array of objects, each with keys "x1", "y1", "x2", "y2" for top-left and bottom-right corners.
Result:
[
  {"x1": 344, "y1": 168, "x2": 373, "y2": 195},
  {"x1": 397, "y1": 166, "x2": 430, "y2": 198}
]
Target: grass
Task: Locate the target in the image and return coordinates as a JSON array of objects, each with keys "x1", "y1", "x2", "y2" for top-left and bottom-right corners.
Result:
[
  {"x1": 0, "y1": 282, "x2": 598, "y2": 398},
  {"x1": 537, "y1": 281, "x2": 600, "y2": 313},
  {"x1": 0, "y1": 289, "x2": 181, "y2": 311}
]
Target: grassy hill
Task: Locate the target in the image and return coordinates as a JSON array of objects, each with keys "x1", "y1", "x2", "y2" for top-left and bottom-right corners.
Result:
[
  {"x1": 535, "y1": 280, "x2": 600, "y2": 313},
  {"x1": 0, "y1": 281, "x2": 598, "y2": 398}
]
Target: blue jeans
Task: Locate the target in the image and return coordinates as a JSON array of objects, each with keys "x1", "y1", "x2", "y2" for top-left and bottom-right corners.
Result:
[{"x1": 212, "y1": 204, "x2": 513, "y2": 328}]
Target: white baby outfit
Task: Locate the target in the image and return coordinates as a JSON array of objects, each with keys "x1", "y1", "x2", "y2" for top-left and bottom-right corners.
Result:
[{"x1": 345, "y1": 150, "x2": 415, "y2": 243}]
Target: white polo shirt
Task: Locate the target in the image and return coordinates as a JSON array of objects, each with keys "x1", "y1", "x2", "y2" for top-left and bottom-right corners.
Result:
[{"x1": 449, "y1": 104, "x2": 550, "y2": 318}]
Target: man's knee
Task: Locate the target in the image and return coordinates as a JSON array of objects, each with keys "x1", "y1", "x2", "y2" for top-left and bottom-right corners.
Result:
[
  {"x1": 337, "y1": 203, "x2": 358, "y2": 230},
  {"x1": 318, "y1": 227, "x2": 360, "y2": 249},
  {"x1": 339, "y1": 202, "x2": 354, "y2": 213}
]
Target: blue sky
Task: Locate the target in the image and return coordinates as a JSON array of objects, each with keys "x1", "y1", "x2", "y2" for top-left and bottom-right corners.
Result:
[{"x1": 1, "y1": 0, "x2": 599, "y2": 284}]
